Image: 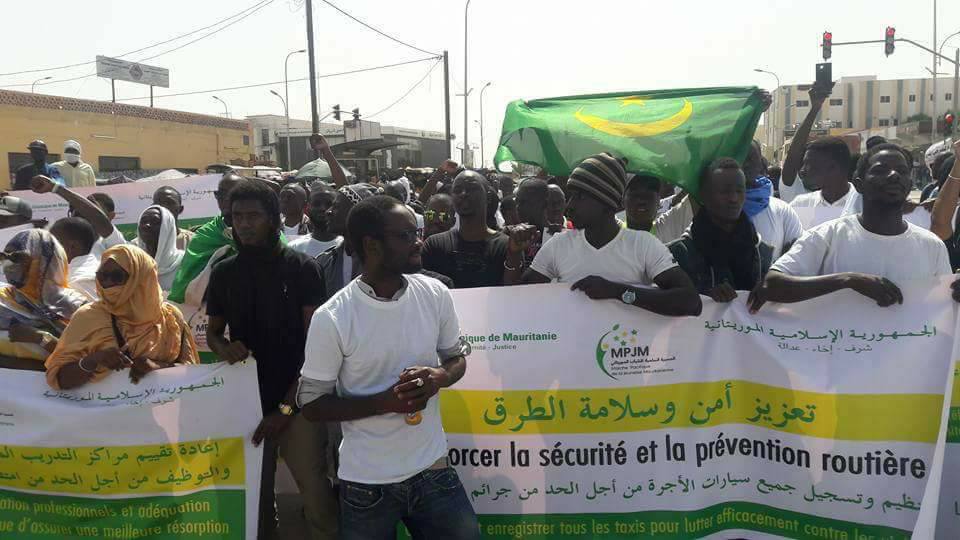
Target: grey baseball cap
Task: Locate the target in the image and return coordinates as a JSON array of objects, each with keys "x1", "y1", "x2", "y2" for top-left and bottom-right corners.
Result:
[{"x1": 0, "y1": 197, "x2": 33, "y2": 219}]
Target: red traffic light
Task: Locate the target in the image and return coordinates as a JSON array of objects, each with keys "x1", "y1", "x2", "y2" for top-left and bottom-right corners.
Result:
[
  {"x1": 947, "y1": 113, "x2": 956, "y2": 125},
  {"x1": 886, "y1": 26, "x2": 896, "y2": 37},
  {"x1": 823, "y1": 31, "x2": 832, "y2": 40}
]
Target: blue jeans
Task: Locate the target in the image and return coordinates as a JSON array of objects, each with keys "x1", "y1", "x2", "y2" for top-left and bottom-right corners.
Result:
[{"x1": 339, "y1": 467, "x2": 480, "y2": 540}]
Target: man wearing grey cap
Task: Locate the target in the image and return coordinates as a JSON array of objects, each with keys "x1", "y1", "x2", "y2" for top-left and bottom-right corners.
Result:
[
  {"x1": 52, "y1": 140, "x2": 97, "y2": 188},
  {"x1": 13, "y1": 140, "x2": 62, "y2": 191},
  {"x1": 0, "y1": 196, "x2": 33, "y2": 229}
]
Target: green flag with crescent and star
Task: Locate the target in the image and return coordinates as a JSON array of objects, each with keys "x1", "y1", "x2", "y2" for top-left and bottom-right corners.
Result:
[{"x1": 493, "y1": 87, "x2": 764, "y2": 193}]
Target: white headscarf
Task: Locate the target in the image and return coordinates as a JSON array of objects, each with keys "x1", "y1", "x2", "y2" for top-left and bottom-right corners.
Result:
[{"x1": 132, "y1": 205, "x2": 184, "y2": 291}]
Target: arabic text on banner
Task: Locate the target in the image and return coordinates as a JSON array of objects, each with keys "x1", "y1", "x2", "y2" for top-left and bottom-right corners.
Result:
[
  {"x1": 0, "y1": 362, "x2": 262, "y2": 540},
  {"x1": 442, "y1": 280, "x2": 956, "y2": 539}
]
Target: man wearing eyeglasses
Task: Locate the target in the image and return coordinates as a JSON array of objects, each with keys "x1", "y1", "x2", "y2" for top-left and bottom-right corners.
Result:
[{"x1": 422, "y1": 193, "x2": 455, "y2": 240}]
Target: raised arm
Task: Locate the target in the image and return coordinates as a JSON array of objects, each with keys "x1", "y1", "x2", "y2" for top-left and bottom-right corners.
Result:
[
  {"x1": 310, "y1": 134, "x2": 348, "y2": 188},
  {"x1": 930, "y1": 140, "x2": 960, "y2": 240},
  {"x1": 418, "y1": 160, "x2": 459, "y2": 203},
  {"x1": 31, "y1": 175, "x2": 113, "y2": 239},
  {"x1": 781, "y1": 84, "x2": 831, "y2": 187}
]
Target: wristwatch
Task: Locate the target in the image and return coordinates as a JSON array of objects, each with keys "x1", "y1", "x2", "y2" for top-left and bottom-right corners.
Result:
[
  {"x1": 621, "y1": 289, "x2": 637, "y2": 305},
  {"x1": 278, "y1": 403, "x2": 297, "y2": 416}
]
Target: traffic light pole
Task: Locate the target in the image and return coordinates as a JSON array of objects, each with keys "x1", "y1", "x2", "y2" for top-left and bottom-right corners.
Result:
[{"x1": 832, "y1": 37, "x2": 959, "y2": 124}]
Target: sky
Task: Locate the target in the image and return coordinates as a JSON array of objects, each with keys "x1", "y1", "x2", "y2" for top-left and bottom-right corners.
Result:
[{"x1": 1, "y1": 0, "x2": 958, "y2": 167}]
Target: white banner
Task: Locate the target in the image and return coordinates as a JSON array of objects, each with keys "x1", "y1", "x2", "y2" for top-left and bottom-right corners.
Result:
[
  {"x1": 0, "y1": 362, "x2": 263, "y2": 539},
  {"x1": 12, "y1": 174, "x2": 221, "y2": 237},
  {"x1": 443, "y1": 280, "x2": 956, "y2": 539}
]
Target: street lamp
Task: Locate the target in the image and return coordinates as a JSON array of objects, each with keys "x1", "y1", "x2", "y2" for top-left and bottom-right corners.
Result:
[
  {"x1": 463, "y1": 0, "x2": 472, "y2": 166},
  {"x1": 212, "y1": 96, "x2": 229, "y2": 118},
  {"x1": 754, "y1": 68, "x2": 781, "y2": 158},
  {"x1": 478, "y1": 82, "x2": 492, "y2": 167},
  {"x1": 283, "y1": 49, "x2": 307, "y2": 169},
  {"x1": 270, "y1": 90, "x2": 288, "y2": 169},
  {"x1": 31, "y1": 76, "x2": 52, "y2": 93}
]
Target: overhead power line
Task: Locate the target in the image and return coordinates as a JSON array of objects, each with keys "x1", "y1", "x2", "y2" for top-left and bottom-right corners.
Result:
[
  {"x1": 367, "y1": 59, "x2": 441, "y2": 119},
  {"x1": 318, "y1": 0, "x2": 440, "y2": 57},
  {"x1": 0, "y1": 0, "x2": 272, "y2": 77},
  {"x1": 0, "y1": 0, "x2": 276, "y2": 90},
  {"x1": 112, "y1": 57, "x2": 438, "y2": 101}
]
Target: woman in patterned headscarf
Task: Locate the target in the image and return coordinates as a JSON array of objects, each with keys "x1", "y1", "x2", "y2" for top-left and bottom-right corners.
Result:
[
  {"x1": 45, "y1": 244, "x2": 198, "y2": 390},
  {"x1": 0, "y1": 229, "x2": 89, "y2": 367}
]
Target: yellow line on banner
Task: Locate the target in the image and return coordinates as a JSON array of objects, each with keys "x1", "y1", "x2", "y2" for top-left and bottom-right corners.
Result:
[
  {"x1": 0, "y1": 437, "x2": 244, "y2": 495},
  {"x1": 440, "y1": 381, "x2": 943, "y2": 443}
]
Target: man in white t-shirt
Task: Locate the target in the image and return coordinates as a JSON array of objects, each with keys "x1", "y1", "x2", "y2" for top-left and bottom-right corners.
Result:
[
  {"x1": 280, "y1": 183, "x2": 311, "y2": 240},
  {"x1": 749, "y1": 143, "x2": 951, "y2": 312},
  {"x1": 288, "y1": 184, "x2": 343, "y2": 258},
  {"x1": 507, "y1": 153, "x2": 701, "y2": 317},
  {"x1": 49, "y1": 217, "x2": 100, "y2": 301},
  {"x1": 741, "y1": 141, "x2": 805, "y2": 259},
  {"x1": 298, "y1": 195, "x2": 478, "y2": 539},
  {"x1": 789, "y1": 137, "x2": 861, "y2": 229},
  {"x1": 779, "y1": 84, "x2": 832, "y2": 203}
]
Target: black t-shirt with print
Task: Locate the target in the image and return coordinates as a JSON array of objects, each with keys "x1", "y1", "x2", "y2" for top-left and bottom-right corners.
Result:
[{"x1": 421, "y1": 229, "x2": 508, "y2": 289}]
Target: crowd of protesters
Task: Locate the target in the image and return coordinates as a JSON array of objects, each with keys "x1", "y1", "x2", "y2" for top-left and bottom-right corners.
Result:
[{"x1": 1, "y1": 82, "x2": 959, "y2": 538}]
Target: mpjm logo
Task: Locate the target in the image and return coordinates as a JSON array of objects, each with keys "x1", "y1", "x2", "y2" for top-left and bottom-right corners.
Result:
[{"x1": 596, "y1": 324, "x2": 647, "y2": 380}]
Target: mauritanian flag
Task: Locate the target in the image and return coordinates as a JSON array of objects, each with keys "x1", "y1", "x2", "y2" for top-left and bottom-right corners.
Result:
[{"x1": 493, "y1": 87, "x2": 764, "y2": 193}]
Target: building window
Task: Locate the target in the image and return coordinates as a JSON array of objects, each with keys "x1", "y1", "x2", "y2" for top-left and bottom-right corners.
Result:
[
  {"x1": 260, "y1": 128, "x2": 270, "y2": 146},
  {"x1": 829, "y1": 98, "x2": 843, "y2": 106},
  {"x1": 909, "y1": 94, "x2": 916, "y2": 102},
  {"x1": 948, "y1": 93, "x2": 954, "y2": 101},
  {"x1": 879, "y1": 96, "x2": 891, "y2": 103},
  {"x1": 931, "y1": 94, "x2": 935, "y2": 101},
  {"x1": 99, "y1": 156, "x2": 140, "y2": 172},
  {"x1": 242, "y1": 135, "x2": 250, "y2": 146},
  {"x1": 796, "y1": 100, "x2": 810, "y2": 107},
  {"x1": 878, "y1": 119, "x2": 890, "y2": 127},
  {"x1": 894, "y1": 118, "x2": 899, "y2": 126}
]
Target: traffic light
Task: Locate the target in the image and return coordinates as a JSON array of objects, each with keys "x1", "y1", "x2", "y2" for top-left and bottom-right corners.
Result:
[
  {"x1": 945, "y1": 112, "x2": 956, "y2": 136},
  {"x1": 822, "y1": 31, "x2": 832, "y2": 61},
  {"x1": 352, "y1": 108, "x2": 360, "y2": 120},
  {"x1": 885, "y1": 26, "x2": 896, "y2": 56},
  {"x1": 332, "y1": 104, "x2": 341, "y2": 121}
]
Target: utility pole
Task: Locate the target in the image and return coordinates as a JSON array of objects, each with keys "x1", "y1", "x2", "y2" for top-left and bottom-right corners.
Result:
[
  {"x1": 932, "y1": 1, "x2": 937, "y2": 144},
  {"x1": 305, "y1": 0, "x2": 321, "y2": 158},
  {"x1": 463, "y1": 0, "x2": 471, "y2": 166},
  {"x1": 443, "y1": 51, "x2": 452, "y2": 160}
]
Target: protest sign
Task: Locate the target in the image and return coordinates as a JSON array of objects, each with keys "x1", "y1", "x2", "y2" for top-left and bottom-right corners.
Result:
[
  {"x1": 11, "y1": 174, "x2": 221, "y2": 239},
  {"x1": 0, "y1": 362, "x2": 262, "y2": 539},
  {"x1": 443, "y1": 280, "x2": 955, "y2": 539},
  {"x1": 935, "y1": 363, "x2": 960, "y2": 538}
]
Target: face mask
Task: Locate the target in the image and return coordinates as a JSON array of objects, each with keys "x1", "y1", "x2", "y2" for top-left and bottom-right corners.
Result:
[
  {"x1": 3, "y1": 261, "x2": 27, "y2": 289},
  {"x1": 99, "y1": 285, "x2": 125, "y2": 305},
  {"x1": 65, "y1": 154, "x2": 80, "y2": 164}
]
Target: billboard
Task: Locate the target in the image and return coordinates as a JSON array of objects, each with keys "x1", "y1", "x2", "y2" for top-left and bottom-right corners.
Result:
[{"x1": 96, "y1": 55, "x2": 170, "y2": 88}]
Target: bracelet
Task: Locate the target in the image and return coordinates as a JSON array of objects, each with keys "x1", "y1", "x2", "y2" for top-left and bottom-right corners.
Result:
[
  {"x1": 504, "y1": 259, "x2": 520, "y2": 271},
  {"x1": 77, "y1": 356, "x2": 96, "y2": 374},
  {"x1": 949, "y1": 175, "x2": 960, "y2": 182}
]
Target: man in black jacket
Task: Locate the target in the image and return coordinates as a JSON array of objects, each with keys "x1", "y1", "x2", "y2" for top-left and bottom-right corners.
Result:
[{"x1": 668, "y1": 158, "x2": 773, "y2": 303}]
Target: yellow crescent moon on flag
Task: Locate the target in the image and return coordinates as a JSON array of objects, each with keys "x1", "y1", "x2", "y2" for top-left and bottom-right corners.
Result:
[{"x1": 574, "y1": 98, "x2": 693, "y2": 137}]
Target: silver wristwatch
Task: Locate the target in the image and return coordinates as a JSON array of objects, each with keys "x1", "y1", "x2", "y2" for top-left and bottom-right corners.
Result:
[{"x1": 620, "y1": 289, "x2": 636, "y2": 305}]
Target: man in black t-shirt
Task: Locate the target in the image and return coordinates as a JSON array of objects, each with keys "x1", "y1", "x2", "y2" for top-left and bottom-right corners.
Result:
[
  {"x1": 206, "y1": 181, "x2": 337, "y2": 539},
  {"x1": 422, "y1": 171, "x2": 509, "y2": 288}
]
